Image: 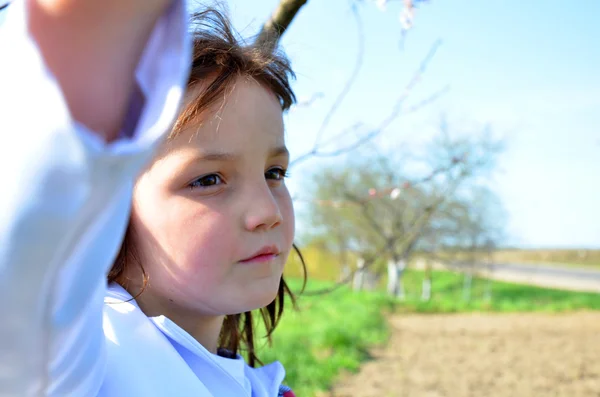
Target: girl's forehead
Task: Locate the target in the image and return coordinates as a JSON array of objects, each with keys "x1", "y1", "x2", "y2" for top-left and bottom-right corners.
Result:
[{"x1": 156, "y1": 81, "x2": 286, "y2": 162}]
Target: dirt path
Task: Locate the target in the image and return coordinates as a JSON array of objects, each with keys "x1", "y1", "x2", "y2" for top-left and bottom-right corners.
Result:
[{"x1": 326, "y1": 312, "x2": 600, "y2": 397}]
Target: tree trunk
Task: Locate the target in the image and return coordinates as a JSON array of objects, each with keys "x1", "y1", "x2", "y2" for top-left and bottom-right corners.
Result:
[
  {"x1": 421, "y1": 278, "x2": 431, "y2": 301},
  {"x1": 364, "y1": 270, "x2": 379, "y2": 291},
  {"x1": 338, "y1": 242, "x2": 350, "y2": 282},
  {"x1": 462, "y1": 271, "x2": 472, "y2": 302},
  {"x1": 484, "y1": 256, "x2": 493, "y2": 302},
  {"x1": 387, "y1": 259, "x2": 399, "y2": 296},
  {"x1": 484, "y1": 273, "x2": 492, "y2": 302},
  {"x1": 421, "y1": 259, "x2": 432, "y2": 301},
  {"x1": 397, "y1": 260, "x2": 406, "y2": 300},
  {"x1": 256, "y1": 0, "x2": 308, "y2": 51},
  {"x1": 339, "y1": 262, "x2": 351, "y2": 282},
  {"x1": 387, "y1": 258, "x2": 406, "y2": 300},
  {"x1": 463, "y1": 244, "x2": 476, "y2": 302},
  {"x1": 352, "y1": 257, "x2": 365, "y2": 291}
]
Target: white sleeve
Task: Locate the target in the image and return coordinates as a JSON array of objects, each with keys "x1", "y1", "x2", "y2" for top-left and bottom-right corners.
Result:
[{"x1": 0, "y1": 1, "x2": 191, "y2": 396}]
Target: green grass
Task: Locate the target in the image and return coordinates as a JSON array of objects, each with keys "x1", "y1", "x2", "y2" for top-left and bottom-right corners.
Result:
[
  {"x1": 256, "y1": 272, "x2": 600, "y2": 396},
  {"x1": 398, "y1": 269, "x2": 600, "y2": 313},
  {"x1": 256, "y1": 278, "x2": 394, "y2": 397}
]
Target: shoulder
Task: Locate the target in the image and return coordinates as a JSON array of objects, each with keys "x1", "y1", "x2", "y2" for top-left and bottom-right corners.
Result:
[
  {"x1": 101, "y1": 284, "x2": 209, "y2": 395},
  {"x1": 242, "y1": 359, "x2": 292, "y2": 396},
  {"x1": 278, "y1": 384, "x2": 297, "y2": 397}
]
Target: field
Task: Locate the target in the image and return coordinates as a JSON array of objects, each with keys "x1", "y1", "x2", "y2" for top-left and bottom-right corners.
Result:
[
  {"x1": 329, "y1": 312, "x2": 600, "y2": 397},
  {"x1": 492, "y1": 248, "x2": 600, "y2": 268},
  {"x1": 257, "y1": 272, "x2": 600, "y2": 396}
]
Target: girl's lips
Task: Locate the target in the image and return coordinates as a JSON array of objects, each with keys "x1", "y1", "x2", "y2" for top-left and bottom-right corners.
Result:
[
  {"x1": 239, "y1": 253, "x2": 278, "y2": 264},
  {"x1": 239, "y1": 245, "x2": 280, "y2": 264}
]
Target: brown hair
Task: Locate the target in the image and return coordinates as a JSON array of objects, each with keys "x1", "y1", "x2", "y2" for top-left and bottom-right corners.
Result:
[{"x1": 108, "y1": 8, "x2": 304, "y2": 367}]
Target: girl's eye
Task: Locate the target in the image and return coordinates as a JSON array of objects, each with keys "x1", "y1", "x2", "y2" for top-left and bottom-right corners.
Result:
[
  {"x1": 265, "y1": 167, "x2": 288, "y2": 181},
  {"x1": 189, "y1": 174, "x2": 223, "y2": 189}
]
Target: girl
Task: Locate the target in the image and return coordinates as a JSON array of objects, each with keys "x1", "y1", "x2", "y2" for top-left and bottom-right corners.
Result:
[{"x1": 0, "y1": 1, "x2": 298, "y2": 396}]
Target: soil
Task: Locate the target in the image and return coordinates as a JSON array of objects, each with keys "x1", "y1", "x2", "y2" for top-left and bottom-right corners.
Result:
[{"x1": 325, "y1": 312, "x2": 600, "y2": 397}]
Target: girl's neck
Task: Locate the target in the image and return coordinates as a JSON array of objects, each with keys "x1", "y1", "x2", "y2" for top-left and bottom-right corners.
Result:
[
  {"x1": 166, "y1": 311, "x2": 225, "y2": 354},
  {"x1": 130, "y1": 287, "x2": 225, "y2": 354}
]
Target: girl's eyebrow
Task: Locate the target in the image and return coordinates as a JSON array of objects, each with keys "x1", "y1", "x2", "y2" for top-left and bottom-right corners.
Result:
[
  {"x1": 194, "y1": 151, "x2": 239, "y2": 162},
  {"x1": 190, "y1": 145, "x2": 289, "y2": 163},
  {"x1": 270, "y1": 145, "x2": 289, "y2": 158}
]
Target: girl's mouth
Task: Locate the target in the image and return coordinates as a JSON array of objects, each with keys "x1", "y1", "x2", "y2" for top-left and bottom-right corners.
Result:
[{"x1": 239, "y1": 245, "x2": 280, "y2": 264}]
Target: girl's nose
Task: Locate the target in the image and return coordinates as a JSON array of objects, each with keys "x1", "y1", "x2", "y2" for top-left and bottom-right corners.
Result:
[{"x1": 244, "y1": 184, "x2": 283, "y2": 232}]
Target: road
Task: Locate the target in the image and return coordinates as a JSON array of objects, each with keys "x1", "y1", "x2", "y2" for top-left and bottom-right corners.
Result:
[
  {"x1": 436, "y1": 261, "x2": 600, "y2": 293},
  {"x1": 415, "y1": 259, "x2": 600, "y2": 293},
  {"x1": 486, "y1": 262, "x2": 600, "y2": 293}
]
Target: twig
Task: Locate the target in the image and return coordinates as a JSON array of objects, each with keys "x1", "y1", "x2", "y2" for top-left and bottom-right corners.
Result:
[
  {"x1": 293, "y1": 153, "x2": 466, "y2": 207},
  {"x1": 299, "y1": 250, "x2": 386, "y2": 296},
  {"x1": 401, "y1": 85, "x2": 450, "y2": 115},
  {"x1": 291, "y1": 39, "x2": 444, "y2": 167},
  {"x1": 311, "y1": 2, "x2": 365, "y2": 149},
  {"x1": 292, "y1": 92, "x2": 325, "y2": 109}
]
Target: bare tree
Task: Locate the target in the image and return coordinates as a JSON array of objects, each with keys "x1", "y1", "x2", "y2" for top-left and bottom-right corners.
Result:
[
  {"x1": 301, "y1": 122, "x2": 503, "y2": 297},
  {"x1": 419, "y1": 183, "x2": 506, "y2": 302}
]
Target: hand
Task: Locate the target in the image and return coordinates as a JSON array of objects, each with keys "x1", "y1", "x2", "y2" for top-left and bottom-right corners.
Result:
[{"x1": 28, "y1": 0, "x2": 174, "y2": 142}]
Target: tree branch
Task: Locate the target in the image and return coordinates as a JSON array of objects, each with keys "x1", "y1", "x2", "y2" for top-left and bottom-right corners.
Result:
[
  {"x1": 290, "y1": 39, "x2": 445, "y2": 166},
  {"x1": 256, "y1": 0, "x2": 308, "y2": 52},
  {"x1": 311, "y1": 2, "x2": 365, "y2": 149}
]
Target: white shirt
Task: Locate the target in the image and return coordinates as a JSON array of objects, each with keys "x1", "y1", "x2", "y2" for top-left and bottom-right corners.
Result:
[{"x1": 0, "y1": 1, "x2": 286, "y2": 396}]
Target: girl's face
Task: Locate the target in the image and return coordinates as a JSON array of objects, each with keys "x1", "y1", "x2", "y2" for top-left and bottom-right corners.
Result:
[{"x1": 127, "y1": 77, "x2": 294, "y2": 317}]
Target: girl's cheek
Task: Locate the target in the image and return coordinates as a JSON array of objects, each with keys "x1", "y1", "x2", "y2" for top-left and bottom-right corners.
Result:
[{"x1": 279, "y1": 192, "x2": 295, "y2": 242}]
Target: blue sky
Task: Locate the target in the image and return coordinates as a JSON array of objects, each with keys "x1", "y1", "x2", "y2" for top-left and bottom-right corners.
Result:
[
  {"x1": 220, "y1": 0, "x2": 600, "y2": 249},
  {"x1": 2, "y1": 1, "x2": 598, "y2": 248}
]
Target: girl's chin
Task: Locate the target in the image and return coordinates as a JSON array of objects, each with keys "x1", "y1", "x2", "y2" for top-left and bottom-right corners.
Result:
[
  {"x1": 239, "y1": 292, "x2": 280, "y2": 313},
  {"x1": 231, "y1": 283, "x2": 282, "y2": 314}
]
